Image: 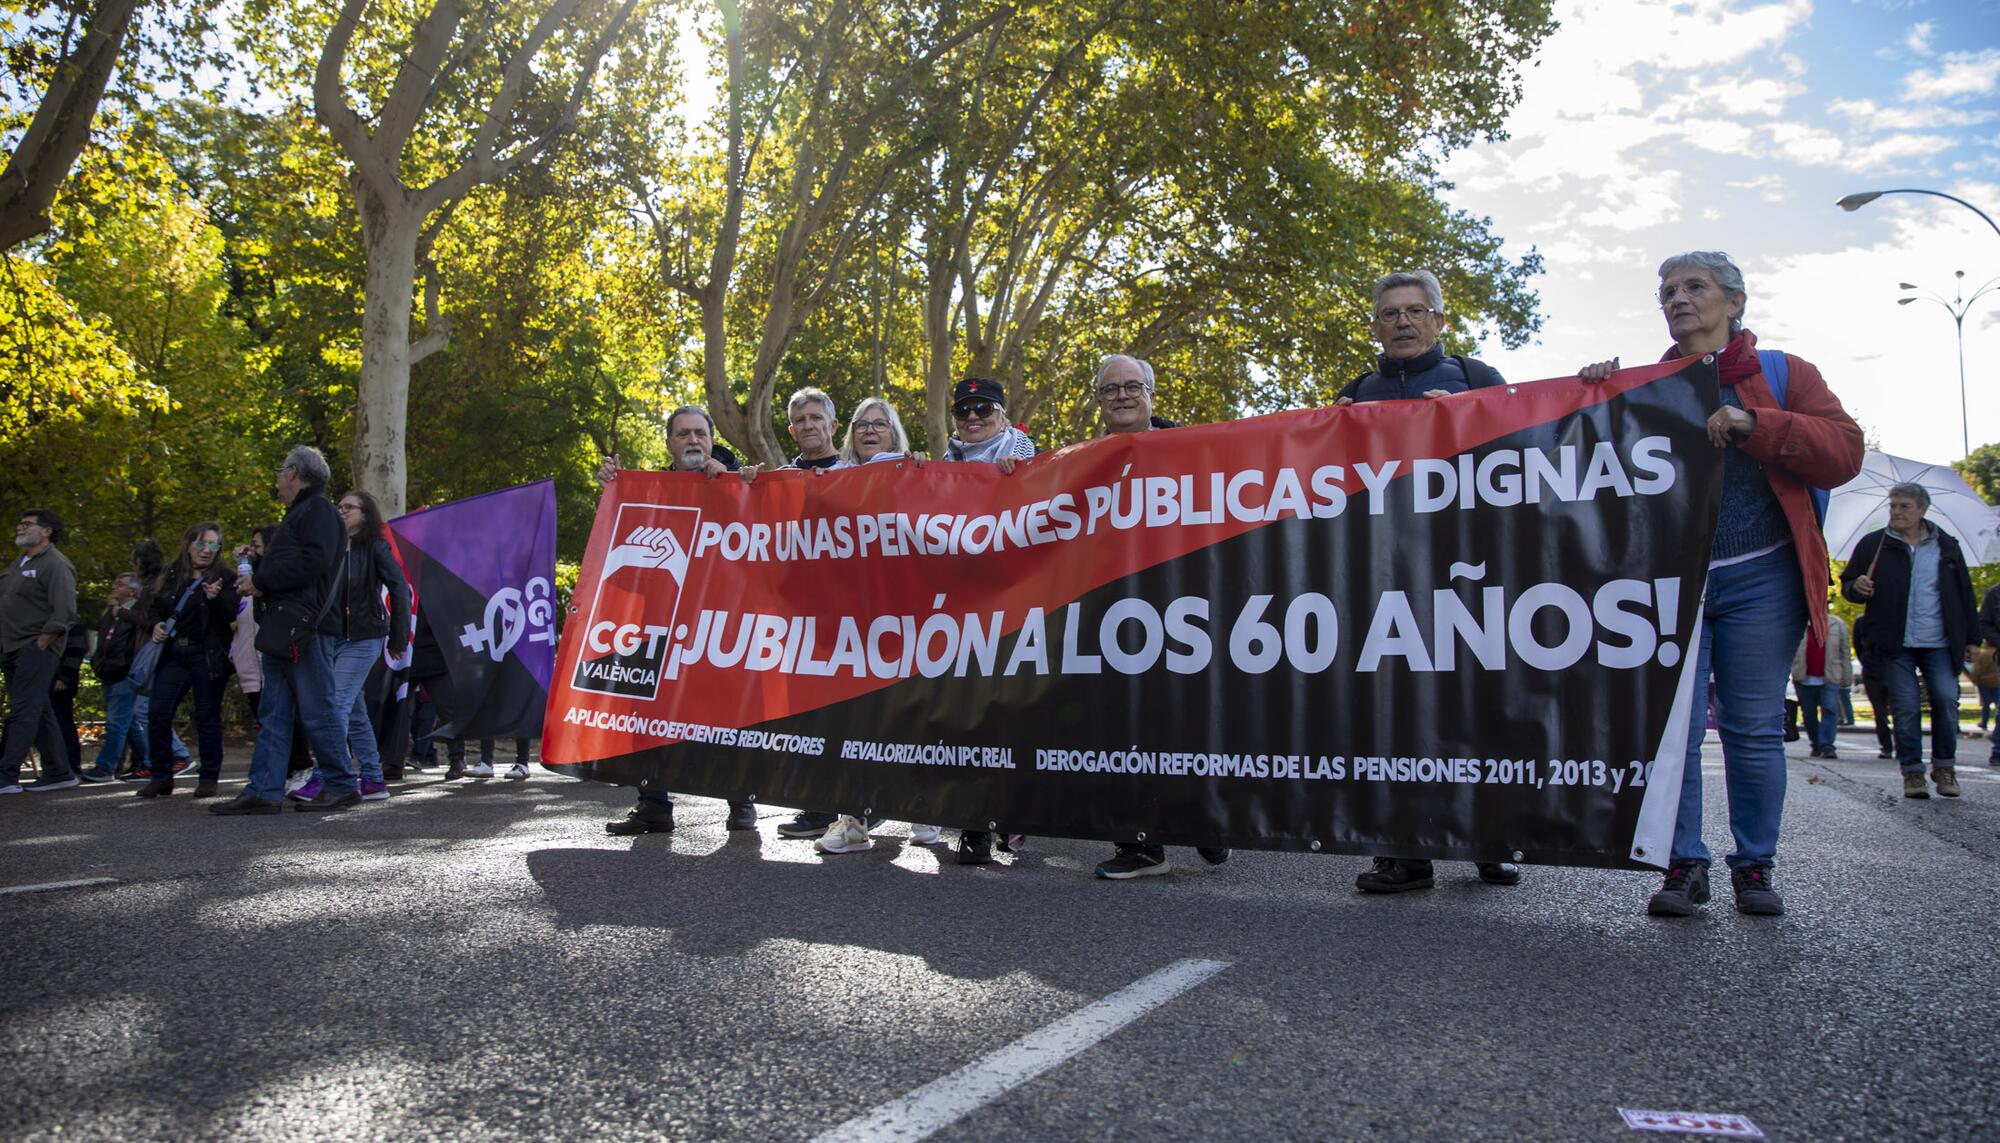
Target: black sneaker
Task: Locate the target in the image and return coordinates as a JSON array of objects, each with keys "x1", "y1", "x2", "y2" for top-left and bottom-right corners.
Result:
[
  {"x1": 607, "y1": 806, "x2": 675, "y2": 835},
  {"x1": 1094, "y1": 845, "x2": 1169, "y2": 880},
  {"x1": 1647, "y1": 861, "x2": 1710, "y2": 917},
  {"x1": 1476, "y1": 861, "x2": 1521, "y2": 886},
  {"x1": 1355, "y1": 857, "x2": 1434, "y2": 893},
  {"x1": 956, "y1": 830, "x2": 995, "y2": 865},
  {"x1": 294, "y1": 789, "x2": 363, "y2": 812},
  {"x1": 444, "y1": 760, "x2": 465, "y2": 780},
  {"x1": 776, "y1": 810, "x2": 838, "y2": 838},
  {"x1": 725, "y1": 802, "x2": 757, "y2": 830},
  {"x1": 1196, "y1": 847, "x2": 1230, "y2": 866},
  {"x1": 1731, "y1": 866, "x2": 1784, "y2": 916}
]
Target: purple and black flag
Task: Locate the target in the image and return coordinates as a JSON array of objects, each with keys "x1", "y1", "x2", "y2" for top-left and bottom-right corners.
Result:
[{"x1": 389, "y1": 480, "x2": 558, "y2": 742}]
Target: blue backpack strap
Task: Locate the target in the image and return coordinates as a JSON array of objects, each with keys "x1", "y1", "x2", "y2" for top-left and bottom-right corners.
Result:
[{"x1": 1757, "y1": 348, "x2": 1827, "y2": 525}]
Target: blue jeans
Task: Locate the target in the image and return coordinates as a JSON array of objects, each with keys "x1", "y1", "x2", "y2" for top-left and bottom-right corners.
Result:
[
  {"x1": 1885, "y1": 646, "x2": 1960, "y2": 772},
  {"x1": 1836, "y1": 685, "x2": 1855, "y2": 725},
  {"x1": 1673, "y1": 547, "x2": 1807, "y2": 870},
  {"x1": 242, "y1": 636, "x2": 358, "y2": 800},
  {"x1": 1794, "y1": 682, "x2": 1837, "y2": 751},
  {"x1": 320, "y1": 638, "x2": 382, "y2": 786},
  {"x1": 93, "y1": 679, "x2": 141, "y2": 773},
  {"x1": 148, "y1": 644, "x2": 226, "y2": 782},
  {"x1": 113, "y1": 692, "x2": 188, "y2": 771}
]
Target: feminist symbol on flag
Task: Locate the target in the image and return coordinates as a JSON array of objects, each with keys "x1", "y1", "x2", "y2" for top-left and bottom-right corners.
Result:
[{"x1": 459, "y1": 577, "x2": 556, "y2": 662}]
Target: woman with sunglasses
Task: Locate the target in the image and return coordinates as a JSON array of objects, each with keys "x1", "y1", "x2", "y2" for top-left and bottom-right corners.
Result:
[
  {"x1": 943, "y1": 377, "x2": 1035, "y2": 470},
  {"x1": 813, "y1": 397, "x2": 948, "y2": 854},
  {"x1": 136, "y1": 522, "x2": 237, "y2": 798}
]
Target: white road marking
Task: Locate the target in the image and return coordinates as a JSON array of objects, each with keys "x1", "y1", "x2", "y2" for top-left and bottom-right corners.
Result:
[
  {"x1": 0, "y1": 877, "x2": 120, "y2": 897},
  {"x1": 816, "y1": 957, "x2": 1231, "y2": 1142}
]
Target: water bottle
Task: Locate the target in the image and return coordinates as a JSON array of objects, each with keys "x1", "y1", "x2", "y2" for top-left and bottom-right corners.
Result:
[{"x1": 237, "y1": 557, "x2": 254, "y2": 578}]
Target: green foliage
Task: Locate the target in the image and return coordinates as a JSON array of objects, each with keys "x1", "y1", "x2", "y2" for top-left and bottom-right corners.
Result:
[{"x1": 1956, "y1": 441, "x2": 2000, "y2": 505}]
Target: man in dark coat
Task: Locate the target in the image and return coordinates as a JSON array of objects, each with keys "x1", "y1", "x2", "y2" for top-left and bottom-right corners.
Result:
[
  {"x1": 1842, "y1": 482, "x2": 1978, "y2": 798},
  {"x1": 1337, "y1": 271, "x2": 1518, "y2": 894}
]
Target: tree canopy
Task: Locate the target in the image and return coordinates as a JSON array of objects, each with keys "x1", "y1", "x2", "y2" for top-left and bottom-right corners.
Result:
[{"x1": 4, "y1": 0, "x2": 1559, "y2": 598}]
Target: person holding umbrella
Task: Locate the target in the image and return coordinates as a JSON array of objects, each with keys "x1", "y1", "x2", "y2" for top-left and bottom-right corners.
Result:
[{"x1": 1840, "y1": 484, "x2": 1978, "y2": 799}]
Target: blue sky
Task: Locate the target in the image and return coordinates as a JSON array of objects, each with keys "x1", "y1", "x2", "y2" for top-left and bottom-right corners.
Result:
[{"x1": 1442, "y1": 0, "x2": 2000, "y2": 465}]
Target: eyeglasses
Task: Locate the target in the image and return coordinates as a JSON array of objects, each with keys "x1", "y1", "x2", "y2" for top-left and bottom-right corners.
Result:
[
  {"x1": 337, "y1": 503, "x2": 361, "y2": 513},
  {"x1": 194, "y1": 541, "x2": 222, "y2": 551},
  {"x1": 953, "y1": 402, "x2": 1000, "y2": 420},
  {"x1": 1372, "y1": 305, "x2": 1438, "y2": 323},
  {"x1": 852, "y1": 418, "x2": 891, "y2": 432},
  {"x1": 1096, "y1": 380, "x2": 1151, "y2": 399},
  {"x1": 1657, "y1": 279, "x2": 1714, "y2": 304}
]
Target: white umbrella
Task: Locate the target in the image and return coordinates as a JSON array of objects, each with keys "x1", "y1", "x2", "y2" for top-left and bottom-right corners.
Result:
[{"x1": 1823, "y1": 450, "x2": 2000, "y2": 565}]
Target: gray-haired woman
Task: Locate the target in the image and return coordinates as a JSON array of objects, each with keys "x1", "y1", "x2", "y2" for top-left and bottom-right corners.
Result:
[
  {"x1": 815, "y1": 397, "x2": 946, "y2": 854},
  {"x1": 1579, "y1": 250, "x2": 1863, "y2": 918}
]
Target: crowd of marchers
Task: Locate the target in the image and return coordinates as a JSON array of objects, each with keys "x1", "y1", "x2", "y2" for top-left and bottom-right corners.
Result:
[
  {"x1": 1, "y1": 455, "x2": 534, "y2": 812},
  {"x1": 7, "y1": 253, "x2": 1997, "y2": 920}
]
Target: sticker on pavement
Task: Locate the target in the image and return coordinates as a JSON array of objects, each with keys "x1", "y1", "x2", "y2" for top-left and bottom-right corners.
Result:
[{"x1": 1619, "y1": 1108, "x2": 1765, "y2": 1137}]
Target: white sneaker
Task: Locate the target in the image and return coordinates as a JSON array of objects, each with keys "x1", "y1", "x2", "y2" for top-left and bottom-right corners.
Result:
[
  {"x1": 467, "y1": 762, "x2": 495, "y2": 779},
  {"x1": 284, "y1": 770, "x2": 313, "y2": 795},
  {"x1": 815, "y1": 815, "x2": 874, "y2": 854},
  {"x1": 505, "y1": 763, "x2": 530, "y2": 781},
  {"x1": 909, "y1": 824, "x2": 943, "y2": 844},
  {"x1": 24, "y1": 776, "x2": 80, "y2": 791}
]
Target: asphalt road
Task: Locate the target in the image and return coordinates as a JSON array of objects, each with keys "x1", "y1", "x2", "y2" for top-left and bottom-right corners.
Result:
[{"x1": 3, "y1": 728, "x2": 1997, "y2": 1142}]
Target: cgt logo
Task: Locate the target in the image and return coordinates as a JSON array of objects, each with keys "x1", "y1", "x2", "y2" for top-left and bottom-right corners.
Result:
[{"x1": 570, "y1": 503, "x2": 701, "y2": 699}]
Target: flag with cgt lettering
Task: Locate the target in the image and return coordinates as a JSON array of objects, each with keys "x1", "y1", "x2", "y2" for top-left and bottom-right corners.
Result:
[{"x1": 545, "y1": 360, "x2": 1727, "y2": 870}]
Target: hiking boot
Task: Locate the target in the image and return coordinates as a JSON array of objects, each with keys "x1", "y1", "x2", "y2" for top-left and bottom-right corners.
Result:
[
  {"x1": 1095, "y1": 845, "x2": 1169, "y2": 880},
  {"x1": 955, "y1": 830, "x2": 995, "y2": 865},
  {"x1": 1647, "y1": 861, "x2": 1710, "y2": 917},
  {"x1": 1933, "y1": 767, "x2": 1962, "y2": 798},
  {"x1": 606, "y1": 806, "x2": 675, "y2": 836},
  {"x1": 815, "y1": 815, "x2": 875, "y2": 855},
  {"x1": 1730, "y1": 865, "x2": 1784, "y2": 916},
  {"x1": 776, "y1": 810, "x2": 838, "y2": 838},
  {"x1": 1903, "y1": 771, "x2": 1930, "y2": 799},
  {"x1": 1356, "y1": 857, "x2": 1434, "y2": 893},
  {"x1": 1477, "y1": 861, "x2": 1521, "y2": 886}
]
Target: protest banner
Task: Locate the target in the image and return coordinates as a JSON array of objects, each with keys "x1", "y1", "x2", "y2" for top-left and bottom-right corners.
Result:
[
  {"x1": 544, "y1": 359, "x2": 1724, "y2": 869},
  {"x1": 390, "y1": 479, "x2": 559, "y2": 742}
]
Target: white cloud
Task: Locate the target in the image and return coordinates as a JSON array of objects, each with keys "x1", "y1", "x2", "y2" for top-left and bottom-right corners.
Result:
[
  {"x1": 1905, "y1": 22, "x2": 1934, "y2": 57},
  {"x1": 1839, "y1": 132, "x2": 1959, "y2": 171},
  {"x1": 1827, "y1": 98, "x2": 1998, "y2": 131},
  {"x1": 1902, "y1": 48, "x2": 2000, "y2": 101},
  {"x1": 1728, "y1": 174, "x2": 1789, "y2": 202},
  {"x1": 1767, "y1": 121, "x2": 1846, "y2": 165}
]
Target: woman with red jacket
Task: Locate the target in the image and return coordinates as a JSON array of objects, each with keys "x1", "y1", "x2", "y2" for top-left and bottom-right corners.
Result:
[{"x1": 1582, "y1": 251, "x2": 1863, "y2": 918}]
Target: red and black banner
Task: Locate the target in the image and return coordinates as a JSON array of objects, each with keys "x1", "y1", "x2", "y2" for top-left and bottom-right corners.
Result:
[{"x1": 544, "y1": 359, "x2": 1724, "y2": 870}]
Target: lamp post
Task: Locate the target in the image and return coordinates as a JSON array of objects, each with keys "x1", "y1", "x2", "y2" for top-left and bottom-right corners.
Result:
[
  {"x1": 1898, "y1": 271, "x2": 2000, "y2": 457},
  {"x1": 1839, "y1": 188, "x2": 2000, "y2": 239}
]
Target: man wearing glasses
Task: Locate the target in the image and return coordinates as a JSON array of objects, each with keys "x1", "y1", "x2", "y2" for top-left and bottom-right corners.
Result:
[
  {"x1": 0, "y1": 509, "x2": 80, "y2": 793},
  {"x1": 211, "y1": 446, "x2": 349, "y2": 815},
  {"x1": 1335, "y1": 270, "x2": 1506, "y2": 405},
  {"x1": 1338, "y1": 271, "x2": 1520, "y2": 894},
  {"x1": 1086, "y1": 355, "x2": 1234, "y2": 880}
]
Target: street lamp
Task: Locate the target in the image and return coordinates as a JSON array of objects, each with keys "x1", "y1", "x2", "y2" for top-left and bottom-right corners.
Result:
[
  {"x1": 1898, "y1": 270, "x2": 2000, "y2": 457},
  {"x1": 1838, "y1": 188, "x2": 2000, "y2": 239}
]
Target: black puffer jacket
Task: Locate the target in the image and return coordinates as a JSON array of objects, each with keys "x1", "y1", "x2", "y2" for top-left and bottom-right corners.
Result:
[
  {"x1": 321, "y1": 534, "x2": 411, "y2": 655},
  {"x1": 1338, "y1": 344, "x2": 1506, "y2": 404}
]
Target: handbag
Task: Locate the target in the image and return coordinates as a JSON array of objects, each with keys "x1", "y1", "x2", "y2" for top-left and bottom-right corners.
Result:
[
  {"x1": 253, "y1": 554, "x2": 344, "y2": 661},
  {"x1": 125, "y1": 580, "x2": 200, "y2": 693},
  {"x1": 1973, "y1": 643, "x2": 2000, "y2": 690}
]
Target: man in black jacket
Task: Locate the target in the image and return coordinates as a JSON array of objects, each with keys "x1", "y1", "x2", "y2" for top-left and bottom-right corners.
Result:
[
  {"x1": 596, "y1": 406, "x2": 760, "y2": 836},
  {"x1": 212, "y1": 446, "x2": 348, "y2": 814},
  {"x1": 1339, "y1": 271, "x2": 1518, "y2": 894},
  {"x1": 1843, "y1": 482, "x2": 1978, "y2": 799},
  {"x1": 0, "y1": 508, "x2": 80, "y2": 793}
]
